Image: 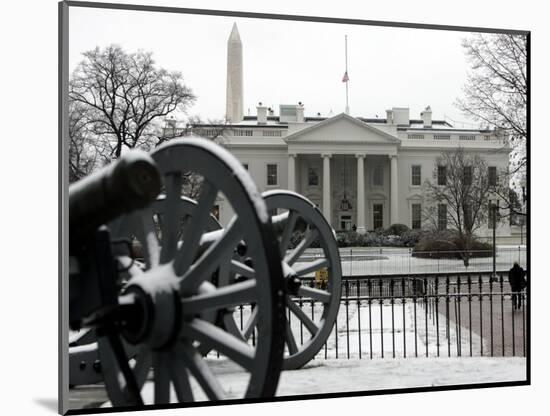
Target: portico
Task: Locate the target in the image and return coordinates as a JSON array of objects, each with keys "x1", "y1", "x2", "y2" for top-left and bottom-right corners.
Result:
[{"x1": 285, "y1": 113, "x2": 400, "y2": 232}]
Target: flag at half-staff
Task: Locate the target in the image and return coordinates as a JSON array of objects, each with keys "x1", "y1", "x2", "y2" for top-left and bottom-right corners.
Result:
[
  {"x1": 343, "y1": 35, "x2": 350, "y2": 114},
  {"x1": 342, "y1": 70, "x2": 349, "y2": 83}
]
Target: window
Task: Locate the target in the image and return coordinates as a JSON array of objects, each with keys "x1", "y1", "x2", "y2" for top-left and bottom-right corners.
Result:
[
  {"x1": 438, "y1": 204, "x2": 447, "y2": 230},
  {"x1": 488, "y1": 166, "x2": 497, "y2": 186},
  {"x1": 437, "y1": 165, "x2": 447, "y2": 186},
  {"x1": 434, "y1": 134, "x2": 451, "y2": 140},
  {"x1": 463, "y1": 166, "x2": 472, "y2": 186},
  {"x1": 373, "y1": 204, "x2": 384, "y2": 230},
  {"x1": 408, "y1": 134, "x2": 425, "y2": 140},
  {"x1": 459, "y1": 134, "x2": 476, "y2": 141},
  {"x1": 267, "y1": 164, "x2": 278, "y2": 186},
  {"x1": 308, "y1": 167, "x2": 319, "y2": 186},
  {"x1": 242, "y1": 163, "x2": 249, "y2": 170},
  {"x1": 340, "y1": 215, "x2": 352, "y2": 231},
  {"x1": 262, "y1": 130, "x2": 282, "y2": 137},
  {"x1": 412, "y1": 203, "x2": 422, "y2": 230},
  {"x1": 373, "y1": 165, "x2": 384, "y2": 187},
  {"x1": 411, "y1": 165, "x2": 421, "y2": 186}
]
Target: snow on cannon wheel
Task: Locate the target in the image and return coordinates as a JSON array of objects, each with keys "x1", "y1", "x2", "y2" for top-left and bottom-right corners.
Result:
[
  {"x1": 96, "y1": 138, "x2": 286, "y2": 405},
  {"x1": 221, "y1": 190, "x2": 342, "y2": 370}
]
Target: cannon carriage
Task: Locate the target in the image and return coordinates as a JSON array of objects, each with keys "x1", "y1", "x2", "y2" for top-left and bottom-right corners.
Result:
[{"x1": 69, "y1": 138, "x2": 341, "y2": 407}]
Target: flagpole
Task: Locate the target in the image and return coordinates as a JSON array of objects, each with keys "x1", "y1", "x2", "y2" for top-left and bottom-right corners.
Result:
[{"x1": 345, "y1": 35, "x2": 349, "y2": 114}]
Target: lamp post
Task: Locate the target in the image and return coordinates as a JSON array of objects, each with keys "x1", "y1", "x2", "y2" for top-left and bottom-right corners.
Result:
[
  {"x1": 492, "y1": 200, "x2": 500, "y2": 281},
  {"x1": 520, "y1": 175, "x2": 526, "y2": 247}
]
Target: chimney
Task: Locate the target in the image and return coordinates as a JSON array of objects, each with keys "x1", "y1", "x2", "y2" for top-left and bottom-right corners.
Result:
[
  {"x1": 392, "y1": 107, "x2": 410, "y2": 125},
  {"x1": 296, "y1": 102, "x2": 305, "y2": 123},
  {"x1": 257, "y1": 102, "x2": 267, "y2": 124},
  {"x1": 421, "y1": 106, "x2": 432, "y2": 127},
  {"x1": 386, "y1": 109, "x2": 394, "y2": 124}
]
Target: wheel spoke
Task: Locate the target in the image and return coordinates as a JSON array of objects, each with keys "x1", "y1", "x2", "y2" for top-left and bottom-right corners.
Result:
[
  {"x1": 284, "y1": 229, "x2": 319, "y2": 266},
  {"x1": 292, "y1": 258, "x2": 329, "y2": 277},
  {"x1": 154, "y1": 352, "x2": 172, "y2": 404},
  {"x1": 160, "y1": 174, "x2": 183, "y2": 263},
  {"x1": 179, "y1": 217, "x2": 242, "y2": 293},
  {"x1": 174, "y1": 181, "x2": 218, "y2": 276},
  {"x1": 97, "y1": 335, "x2": 144, "y2": 406},
  {"x1": 182, "y1": 318, "x2": 255, "y2": 371},
  {"x1": 132, "y1": 208, "x2": 161, "y2": 269},
  {"x1": 279, "y1": 210, "x2": 298, "y2": 256},
  {"x1": 170, "y1": 351, "x2": 194, "y2": 402},
  {"x1": 230, "y1": 260, "x2": 255, "y2": 279},
  {"x1": 130, "y1": 347, "x2": 152, "y2": 392},
  {"x1": 242, "y1": 306, "x2": 259, "y2": 340},
  {"x1": 297, "y1": 285, "x2": 332, "y2": 304},
  {"x1": 180, "y1": 280, "x2": 257, "y2": 317},
  {"x1": 177, "y1": 342, "x2": 225, "y2": 401},
  {"x1": 285, "y1": 318, "x2": 299, "y2": 355},
  {"x1": 286, "y1": 296, "x2": 319, "y2": 336}
]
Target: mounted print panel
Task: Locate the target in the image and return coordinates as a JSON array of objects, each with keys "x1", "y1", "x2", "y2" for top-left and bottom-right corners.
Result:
[{"x1": 59, "y1": 1, "x2": 529, "y2": 414}]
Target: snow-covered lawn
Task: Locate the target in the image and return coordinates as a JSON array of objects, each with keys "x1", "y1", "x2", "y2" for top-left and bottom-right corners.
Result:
[
  {"x1": 299, "y1": 245, "x2": 527, "y2": 275},
  {"x1": 124, "y1": 356, "x2": 526, "y2": 404},
  {"x1": 88, "y1": 302, "x2": 525, "y2": 407}
]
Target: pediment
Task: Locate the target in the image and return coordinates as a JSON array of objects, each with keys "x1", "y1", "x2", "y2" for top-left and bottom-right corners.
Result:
[{"x1": 285, "y1": 113, "x2": 400, "y2": 144}]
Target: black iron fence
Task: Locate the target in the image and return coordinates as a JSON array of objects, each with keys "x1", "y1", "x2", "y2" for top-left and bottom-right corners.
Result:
[{"x1": 262, "y1": 271, "x2": 527, "y2": 360}]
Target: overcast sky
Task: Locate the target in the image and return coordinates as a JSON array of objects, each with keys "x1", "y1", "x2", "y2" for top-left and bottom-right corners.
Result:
[{"x1": 69, "y1": 6, "x2": 487, "y2": 126}]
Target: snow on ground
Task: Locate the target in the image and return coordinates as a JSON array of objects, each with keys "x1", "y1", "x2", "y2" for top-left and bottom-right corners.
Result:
[
  {"x1": 277, "y1": 356, "x2": 526, "y2": 395},
  {"x1": 118, "y1": 356, "x2": 526, "y2": 405},
  {"x1": 320, "y1": 301, "x2": 485, "y2": 359},
  {"x1": 90, "y1": 302, "x2": 520, "y2": 408}
]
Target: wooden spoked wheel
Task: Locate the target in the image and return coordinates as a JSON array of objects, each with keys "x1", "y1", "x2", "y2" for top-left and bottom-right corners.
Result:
[
  {"x1": 96, "y1": 138, "x2": 286, "y2": 406},
  {"x1": 222, "y1": 190, "x2": 342, "y2": 370}
]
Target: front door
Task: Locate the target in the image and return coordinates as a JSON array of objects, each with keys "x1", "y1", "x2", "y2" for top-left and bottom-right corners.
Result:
[
  {"x1": 340, "y1": 214, "x2": 352, "y2": 231},
  {"x1": 373, "y1": 203, "x2": 384, "y2": 230}
]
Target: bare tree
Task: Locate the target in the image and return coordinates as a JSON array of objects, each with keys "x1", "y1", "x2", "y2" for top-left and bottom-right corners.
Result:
[
  {"x1": 68, "y1": 101, "x2": 103, "y2": 182},
  {"x1": 69, "y1": 45, "x2": 196, "y2": 160},
  {"x1": 456, "y1": 34, "x2": 527, "y2": 174},
  {"x1": 423, "y1": 147, "x2": 499, "y2": 266},
  {"x1": 156, "y1": 116, "x2": 232, "y2": 199}
]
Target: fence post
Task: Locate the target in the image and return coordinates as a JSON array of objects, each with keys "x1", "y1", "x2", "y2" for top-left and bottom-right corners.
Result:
[
  {"x1": 409, "y1": 248, "x2": 411, "y2": 275},
  {"x1": 350, "y1": 248, "x2": 353, "y2": 277}
]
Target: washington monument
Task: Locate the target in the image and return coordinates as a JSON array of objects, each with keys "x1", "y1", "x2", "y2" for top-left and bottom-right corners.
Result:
[{"x1": 226, "y1": 23, "x2": 244, "y2": 123}]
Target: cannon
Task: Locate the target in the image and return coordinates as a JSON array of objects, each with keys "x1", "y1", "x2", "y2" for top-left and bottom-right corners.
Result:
[
  {"x1": 69, "y1": 138, "x2": 342, "y2": 407},
  {"x1": 69, "y1": 139, "x2": 286, "y2": 406}
]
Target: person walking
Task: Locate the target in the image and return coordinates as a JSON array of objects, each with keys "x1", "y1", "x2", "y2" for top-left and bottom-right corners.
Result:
[{"x1": 508, "y1": 262, "x2": 527, "y2": 310}]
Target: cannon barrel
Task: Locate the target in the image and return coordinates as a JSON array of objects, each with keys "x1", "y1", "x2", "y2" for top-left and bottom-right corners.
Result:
[{"x1": 69, "y1": 150, "x2": 162, "y2": 242}]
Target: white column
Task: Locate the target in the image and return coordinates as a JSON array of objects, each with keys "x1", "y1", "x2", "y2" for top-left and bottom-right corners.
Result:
[
  {"x1": 287, "y1": 153, "x2": 296, "y2": 192},
  {"x1": 356, "y1": 154, "x2": 366, "y2": 234},
  {"x1": 390, "y1": 154, "x2": 399, "y2": 225},
  {"x1": 322, "y1": 153, "x2": 332, "y2": 226}
]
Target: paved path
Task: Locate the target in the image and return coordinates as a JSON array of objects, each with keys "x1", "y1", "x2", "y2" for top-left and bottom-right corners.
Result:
[{"x1": 436, "y1": 293, "x2": 527, "y2": 357}]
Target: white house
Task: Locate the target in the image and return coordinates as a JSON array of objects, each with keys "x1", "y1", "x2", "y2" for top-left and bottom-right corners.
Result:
[{"x1": 172, "y1": 24, "x2": 513, "y2": 239}]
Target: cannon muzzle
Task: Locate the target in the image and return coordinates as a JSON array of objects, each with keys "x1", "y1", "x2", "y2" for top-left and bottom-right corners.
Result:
[{"x1": 69, "y1": 150, "x2": 161, "y2": 242}]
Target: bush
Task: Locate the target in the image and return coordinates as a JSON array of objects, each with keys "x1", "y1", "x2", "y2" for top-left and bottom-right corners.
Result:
[
  {"x1": 400, "y1": 229, "x2": 426, "y2": 247},
  {"x1": 412, "y1": 230, "x2": 493, "y2": 259},
  {"x1": 288, "y1": 231, "x2": 321, "y2": 249},
  {"x1": 384, "y1": 223, "x2": 410, "y2": 236}
]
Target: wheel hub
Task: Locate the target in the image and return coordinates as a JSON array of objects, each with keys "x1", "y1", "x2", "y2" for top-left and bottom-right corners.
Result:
[{"x1": 121, "y1": 264, "x2": 181, "y2": 349}]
